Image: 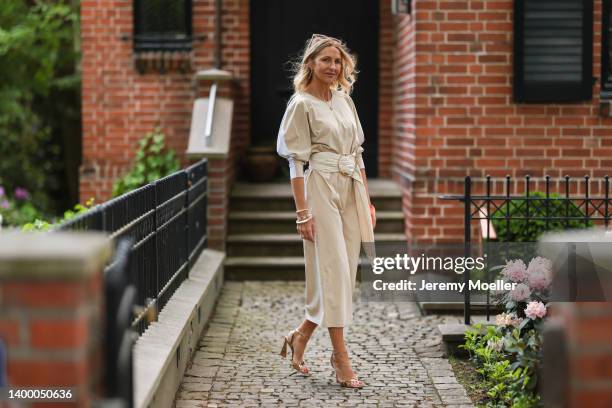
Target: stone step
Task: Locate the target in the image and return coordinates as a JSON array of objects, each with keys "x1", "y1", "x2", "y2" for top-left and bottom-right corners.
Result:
[
  {"x1": 224, "y1": 256, "x2": 306, "y2": 280},
  {"x1": 226, "y1": 233, "x2": 407, "y2": 257},
  {"x1": 419, "y1": 301, "x2": 504, "y2": 315},
  {"x1": 232, "y1": 180, "x2": 403, "y2": 198},
  {"x1": 223, "y1": 256, "x2": 371, "y2": 281},
  {"x1": 228, "y1": 210, "x2": 405, "y2": 234},
  {"x1": 230, "y1": 180, "x2": 403, "y2": 212},
  {"x1": 230, "y1": 195, "x2": 402, "y2": 212}
]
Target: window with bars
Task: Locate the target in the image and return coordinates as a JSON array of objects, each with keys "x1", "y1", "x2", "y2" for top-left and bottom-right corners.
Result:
[
  {"x1": 513, "y1": 0, "x2": 593, "y2": 103},
  {"x1": 602, "y1": 0, "x2": 612, "y2": 98},
  {"x1": 133, "y1": 0, "x2": 192, "y2": 52}
]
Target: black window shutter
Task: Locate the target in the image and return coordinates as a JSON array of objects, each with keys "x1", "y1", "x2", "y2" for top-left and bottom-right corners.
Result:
[{"x1": 514, "y1": 0, "x2": 593, "y2": 103}]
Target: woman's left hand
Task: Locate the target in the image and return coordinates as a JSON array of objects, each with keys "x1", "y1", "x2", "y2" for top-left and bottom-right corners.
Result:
[{"x1": 369, "y1": 203, "x2": 376, "y2": 229}]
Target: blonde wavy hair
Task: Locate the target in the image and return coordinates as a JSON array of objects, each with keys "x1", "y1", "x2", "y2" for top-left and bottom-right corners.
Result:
[{"x1": 290, "y1": 34, "x2": 358, "y2": 95}]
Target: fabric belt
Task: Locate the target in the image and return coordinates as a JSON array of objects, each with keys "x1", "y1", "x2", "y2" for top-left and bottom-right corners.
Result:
[{"x1": 308, "y1": 151, "x2": 375, "y2": 246}]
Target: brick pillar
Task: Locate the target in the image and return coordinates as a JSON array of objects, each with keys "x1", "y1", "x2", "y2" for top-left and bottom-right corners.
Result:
[
  {"x1": 547, "y1": 302, "x2": 612, "y2": 408},
  {"x1": 0, "y1": 232, "x2": 111, "y2": 406},
  {"x1": 207, "y1": 157, "x2": 230, "y2": 250}
]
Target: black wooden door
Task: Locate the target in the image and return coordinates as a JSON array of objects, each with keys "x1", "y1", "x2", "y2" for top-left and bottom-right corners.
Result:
[{"x1": 250, "y1": 0, "x2": 379, "y2": 177}]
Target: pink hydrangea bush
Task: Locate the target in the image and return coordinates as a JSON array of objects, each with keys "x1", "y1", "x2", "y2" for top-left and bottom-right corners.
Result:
[
  {"x1": 497, "y1": 256, "x2": 553, "y2": 308},
  {"x1": 493, "y1": 256, "x2": 553, "y2": 329}
]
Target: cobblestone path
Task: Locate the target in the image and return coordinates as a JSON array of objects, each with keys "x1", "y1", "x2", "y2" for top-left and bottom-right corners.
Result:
[{"x1": 174, "y1": 282, "x2": 474, "y2": 408}]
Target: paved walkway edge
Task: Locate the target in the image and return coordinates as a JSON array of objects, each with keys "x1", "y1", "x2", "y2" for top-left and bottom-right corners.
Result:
[
  {"x1": 134, "y1": 249, "x2": 225, "y2": 408},
  {"x1": 422, "y1": 357, "x2": 475, "y2": 407}
]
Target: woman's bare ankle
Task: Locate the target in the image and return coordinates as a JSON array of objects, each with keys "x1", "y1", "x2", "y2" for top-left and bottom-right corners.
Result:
[
  {"x1": 292, "y1": 331, "x2": 309, "y2": 363},
  {"x1": 298, "y1": 320, "x2": 317, "y2": 338},
  {"x1": 333, "y1": 354, "x2": 356, "y2": 380}
]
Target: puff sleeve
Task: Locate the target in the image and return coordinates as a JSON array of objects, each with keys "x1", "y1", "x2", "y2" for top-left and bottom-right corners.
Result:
[
  {"x1": 276, "y1": 96, "x2": 312, "y2": 179},
  {"x1": 346, "y1": 95, "x2": 366, "y2": 169}
]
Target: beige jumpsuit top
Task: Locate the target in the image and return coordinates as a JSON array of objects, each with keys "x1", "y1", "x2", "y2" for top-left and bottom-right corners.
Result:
[{"x1": 277, "y1": 89, "x2": 375, "y2": 328}]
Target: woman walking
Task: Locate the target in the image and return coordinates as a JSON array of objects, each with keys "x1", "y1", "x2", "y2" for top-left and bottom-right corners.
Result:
[{"x1": 276, "y1": 34, "x2": 376, "y2": 389}]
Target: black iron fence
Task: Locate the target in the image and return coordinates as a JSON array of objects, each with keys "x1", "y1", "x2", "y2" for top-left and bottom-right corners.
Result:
[
  {"x1": 55, "y1": 159, "x2": 207, "y2": 406},
  {"x1": 103, "y1": 238, "x2": 137, "y2": 406},
  {"x1": 56, "y1": 159, "x2": 208, "y2": 334},
  {"x1": 440, "y1": 174, "x2": 611, "y2": 324}
]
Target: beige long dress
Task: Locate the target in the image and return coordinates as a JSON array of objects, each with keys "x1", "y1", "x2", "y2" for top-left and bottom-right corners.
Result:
[{"x1": 276, "y1": 89, "x2": 375, "y2": 328}]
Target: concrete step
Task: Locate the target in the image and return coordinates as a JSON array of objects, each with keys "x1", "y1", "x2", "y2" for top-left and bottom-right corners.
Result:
[
  {"x1": 223, "y1": 256, "x2": 371, "y2": 281},
  {"x1": 228, "y1": 210, "x2": 405, "y2": 234},
  {"x1": 226, "y1": 233, "x2": 407, "y2": 257},
  {"x1": 230, "y1": 180, "x2": 403, "y2": 212},
  {"x1": 230, "y1": 195, "x2": 402, "y2": 212},
  {"x1": 224, "y1": 256, "x2": 306, "y2": 280},
  {"x1": 419, "y1": 301, "x2": 504, "y2": 315}
]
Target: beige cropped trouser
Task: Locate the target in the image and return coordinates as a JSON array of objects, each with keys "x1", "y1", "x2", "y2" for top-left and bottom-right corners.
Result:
[{"x1": 302, "y1": 152, "x2": 374, "y2": 328}]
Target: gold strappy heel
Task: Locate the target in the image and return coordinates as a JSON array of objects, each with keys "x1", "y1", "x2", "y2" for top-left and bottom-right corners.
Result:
[
  {"x1": 279, "y1": 328, "x2": 310, "y2": 375},
  {"x1": 330, "y1": 350, "x2": 365, "y2": 388}
]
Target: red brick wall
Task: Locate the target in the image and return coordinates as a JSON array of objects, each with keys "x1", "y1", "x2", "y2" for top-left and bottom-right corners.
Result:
[
  {"x1": 80, "y1": 0, "x2": 199, "y2": 200},
  {"x1": 378, "y1": 1, "x2": 395, "y2": 179},
  {"x1": 391, "y1": 7, "x2": 417, "y2": 239},
  {"x1": 396, "y1": 0, "x2": 612, "y2": 243},
  {"x1": 80, "y1": 0, "x2": 250, "y2": 250}
]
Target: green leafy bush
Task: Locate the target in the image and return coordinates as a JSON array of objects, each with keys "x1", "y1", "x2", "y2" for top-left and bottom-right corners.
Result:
[
  {"x1": 0, "y1": 0, "x2": 81, "y2": 214},
  {"x1": 461, "y1": 324, "x2": 541, "y2": 408},
  {"x1": 491, "y1": 191, "x2": 593, "y2": 242},
  {"x1": 21, "y1": 198, "x2": 95, "y2": 231},
  {"x1": 0, "y1": 186, "x2": 45, "y2": 227},
  {"x1": 112, "y1": 128, "x2": 180, "y2": 197}
]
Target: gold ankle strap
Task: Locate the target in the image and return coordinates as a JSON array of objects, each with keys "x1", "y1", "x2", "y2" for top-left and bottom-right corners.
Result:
[
  {"x1": 295, "y1": 328, "x2": 310, "y2": 340},
  {"x1": 331, "y1": 350, "x2": 352, "y2": 367}
]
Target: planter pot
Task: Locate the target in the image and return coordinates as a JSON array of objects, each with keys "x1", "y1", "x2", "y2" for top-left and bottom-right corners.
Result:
[{"x1": 243, "y1": 146, "x2": 279, "y2": 182}]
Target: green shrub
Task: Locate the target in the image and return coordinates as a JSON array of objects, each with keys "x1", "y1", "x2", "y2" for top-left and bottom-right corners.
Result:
[
  {"x1": 0, "y1": 0, "x2": 81, "y2": 214},
  {"x1": 490, "y1": 191, "x2": 593, "y2": 242},
  {"x1": 0, "y1": 186, "x2": 45, "y2": 227},
  {"x1": 21, "y1": 198, "x2": 95, "y2": 231},
  {"x1": 112, "y1": 128, "x2": 180, "y2": 197},
  {"x1": 461, "y1": 324, "x2": 542, "y2": 408}
]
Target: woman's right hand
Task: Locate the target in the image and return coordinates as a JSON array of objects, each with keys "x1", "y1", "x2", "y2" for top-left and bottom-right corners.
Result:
[{"x1": 297, "y1": 216, "x2": 315, "y2": 242}]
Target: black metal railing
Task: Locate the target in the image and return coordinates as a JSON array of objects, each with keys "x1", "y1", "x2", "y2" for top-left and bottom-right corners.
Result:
[
  {"x1": 103, "y1": 238, "x2": 137, "y2": 407},
  {"x1": 57, "y1": 159, "x2": 207, "y2": 407},
  {"x1": 440, "y1": 174, "x2": 611, "y2": 324},
  {"x1": 56, "y1": 159, "x2": 208, "y2": 334}
]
